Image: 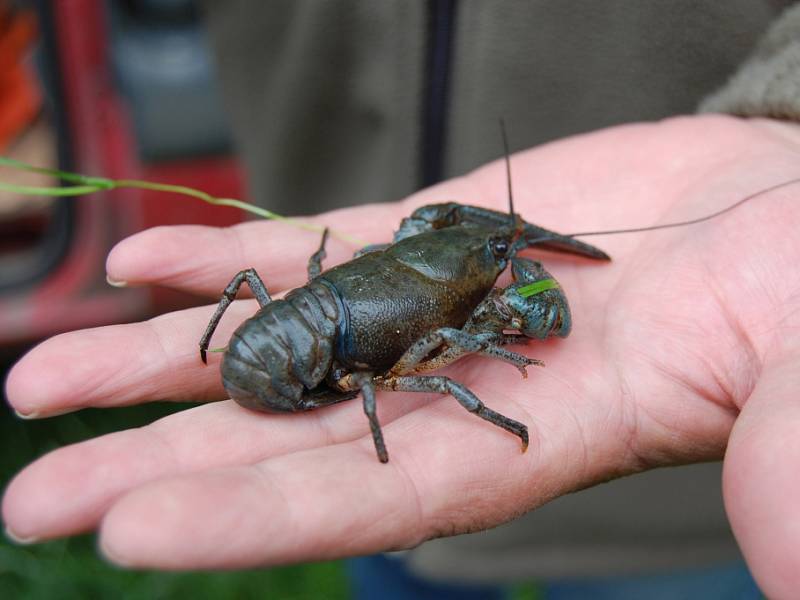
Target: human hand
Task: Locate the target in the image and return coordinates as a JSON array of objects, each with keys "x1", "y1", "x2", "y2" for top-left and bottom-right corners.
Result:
[{"x1": 4, "y1": 115, "x2": 800, "y2": 598}]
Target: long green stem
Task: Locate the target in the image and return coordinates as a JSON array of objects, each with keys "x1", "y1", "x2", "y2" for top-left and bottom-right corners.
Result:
[
  {"x1": 113, "y1": 178, "x2": 318, "y2": 231},
  {"x1": 0, "y1": 182, "x2": 107, "y2": 196},
  {"x1": 0, "y1": 156, "x2": 364, "y2": 245}
]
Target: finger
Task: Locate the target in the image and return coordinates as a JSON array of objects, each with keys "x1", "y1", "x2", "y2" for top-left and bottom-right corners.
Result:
[
  {"x1": 5, "y1": 300, "x2": 258, "y2": 418},
  {"x1": 94, "y1": 364, "x2": 644, "y2": 571},
  {"x1": 105, "y1": 204, "x2": 404, "y2": 297},
  {"x1": 104, "y1": 177, "x2": 493, "y2": 297},
  {"x1": 2, "y1": 391, "x2": 434, "y2": 543},
  {"x1": 723, "y1": 348, "x2": 800, "y2": 600},
  {"x1": 96, "y1": 398, "x2": 548, "y2": 569},
  {"x1": 105, "y1": 220, "x2": 374, "y2": 298}
]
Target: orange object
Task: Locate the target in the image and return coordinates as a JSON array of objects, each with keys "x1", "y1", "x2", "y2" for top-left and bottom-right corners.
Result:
[{"x1": 0, "y1": 5, "x2": 41, "y2": 151}]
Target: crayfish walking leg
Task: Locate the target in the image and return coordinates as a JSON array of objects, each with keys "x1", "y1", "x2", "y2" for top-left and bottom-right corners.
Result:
[
  {"x1": 376, "y1": 375, "x2": 529, "y2": 452},
  {"x1": 351, "y1": 373, "x2": 389, "y2": 463},
  {"x1": 307, "y1": 227, "x2": 329, "y2": 280},
  {"x1": 199, "y1": 268, "x2": 272, "y2": 363},
  {"x1": 388, "y1": 327, "x2": 540, "y2": 378}
]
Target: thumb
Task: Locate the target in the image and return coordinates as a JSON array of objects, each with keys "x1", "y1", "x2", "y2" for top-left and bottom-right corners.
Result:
[{"x1": 724, "y1": 347, "x2": 800, "y2": 600}]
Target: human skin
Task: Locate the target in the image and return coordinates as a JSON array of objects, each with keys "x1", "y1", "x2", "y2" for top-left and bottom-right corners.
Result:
[{"x1": 3, "y1": 115, "x2": 800, "y2": 599}]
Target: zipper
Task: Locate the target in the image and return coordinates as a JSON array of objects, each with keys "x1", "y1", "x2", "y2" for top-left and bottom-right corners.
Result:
[{"x1": 420, "y1": 0, "x2": 457, "y2": 188}]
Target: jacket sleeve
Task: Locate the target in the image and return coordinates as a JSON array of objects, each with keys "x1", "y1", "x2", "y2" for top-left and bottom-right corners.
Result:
[{"x1": 700, "y1": 4, "x2": 800, "y2": 121}]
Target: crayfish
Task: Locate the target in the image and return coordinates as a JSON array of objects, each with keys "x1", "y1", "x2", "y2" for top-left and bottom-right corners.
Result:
[{"x1": 199, "y1": 188, "x2": 609, "y2": 462}]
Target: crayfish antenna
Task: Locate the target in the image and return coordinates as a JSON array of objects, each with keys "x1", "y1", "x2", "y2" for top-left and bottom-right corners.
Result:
[{"x1": 499, "y1": 117, "x2": 524, "y2": 236}]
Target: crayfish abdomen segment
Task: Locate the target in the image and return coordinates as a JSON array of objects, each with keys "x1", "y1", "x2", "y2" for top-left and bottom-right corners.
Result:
[{"x1": 221, "y1": 283, "x2": 344, "y2": 412}]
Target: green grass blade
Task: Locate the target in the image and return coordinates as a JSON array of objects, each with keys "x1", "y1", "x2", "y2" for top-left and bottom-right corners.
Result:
[
  {"x1": 517, "y1": 278, "x2": 559, "y2": 298},
  {"x1": 0, "y1": 156, "x2": 364, "y2": 245},
  {"x1": 0, "y1": 156, "x2": 114, "y2": 188},
  {"x1": 0, "y1": 182, "x2": 104, "y2": 196}
]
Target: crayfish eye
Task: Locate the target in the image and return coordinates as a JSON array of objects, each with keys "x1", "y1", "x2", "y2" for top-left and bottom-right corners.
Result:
[{"x1": 490, "y1": 238, "x2": 510, "y2": 257}]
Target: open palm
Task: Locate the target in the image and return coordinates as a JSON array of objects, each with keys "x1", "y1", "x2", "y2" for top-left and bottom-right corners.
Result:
[{"x1": 4, "y1": 115, "x2": 800, "y2": 598}]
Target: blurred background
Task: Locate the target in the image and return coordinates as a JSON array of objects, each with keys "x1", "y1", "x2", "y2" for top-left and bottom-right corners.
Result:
[
  {"x1": 0, "y1": 0, "x2": 350, "y2": 597},
  {"x1": 0, "y1": 0, "x2": 244, "y2": 349}
]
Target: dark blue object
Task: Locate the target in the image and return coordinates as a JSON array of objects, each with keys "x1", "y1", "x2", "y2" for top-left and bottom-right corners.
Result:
[
  {"x1": 420, "y1": 0, "x2": 458, "y2": 188},
  {"x1": 347, "y1": 554, "x2": 507, "y2": 600},
  {"x1": 348, "y1": 553, "x2": 762, "y2": 600}
]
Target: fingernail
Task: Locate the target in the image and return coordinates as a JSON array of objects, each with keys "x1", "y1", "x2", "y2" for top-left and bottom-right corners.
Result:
[
  {"x1": 15, "y1": 406, "x2": 77, "y2": 419},
  {"x1": 106, "y1": 275, "x2": 127, "y2": 288},
  {"x1": 5, "y1": 526, "x2": 38, "y2": 545},
  {"x1": 14, "y1": 408, "x2": 40, "y2": 419}
]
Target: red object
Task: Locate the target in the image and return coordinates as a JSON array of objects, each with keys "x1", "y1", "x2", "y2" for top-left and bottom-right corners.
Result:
[{"x1": 0, "y1": 0, "x2": 245, "y2": 345}]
